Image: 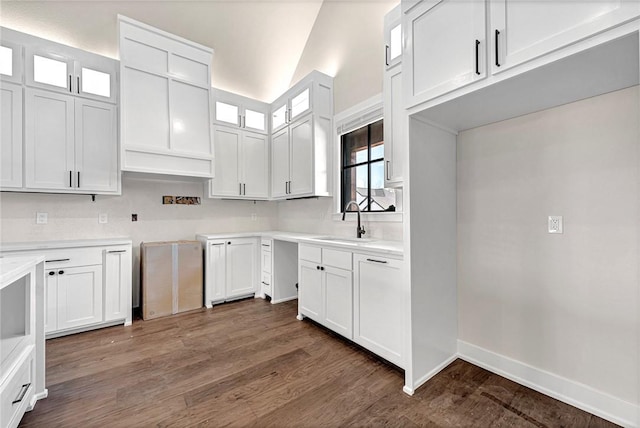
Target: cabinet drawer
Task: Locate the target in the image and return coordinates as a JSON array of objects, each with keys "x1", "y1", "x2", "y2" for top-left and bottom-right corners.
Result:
[
  {"x1": 42, "y1": 247, "x2": 103, "y2": 269},
  {"x1": 1, "y1": 349, "x2": 34, "y2": 428},
  {"x1": 260, "y1": 239, "x2": 272, "y2": 251},
  {"x1": 261, "y1": 249, "x2": 272, "y2": 275},
  {"x1": 261, "y1": 272, "x2": 272, "y2": 296},
  {"x1": 322, "y1": 248, "x2": 352, "y2": 271},
  {"x1": 299, "y1": 245, "x2": 321, "y2": 264}
]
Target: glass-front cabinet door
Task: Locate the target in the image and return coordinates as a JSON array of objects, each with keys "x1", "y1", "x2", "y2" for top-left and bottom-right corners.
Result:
[
  {"x1": 26, "y1": 48, "x2": 74, "y2": 93},
  {"x1": 0, "y1": 41, "x2": 23, "y2": 84},
  {"x1": 75, "y1": 61, "x2": 115, "y2": 103},
  {"x1": 271, "y1": 103, "x2": 287, "y2": 132},
  {"x1": 289, "y1": 87, "x2": 310, "y2": 121}
]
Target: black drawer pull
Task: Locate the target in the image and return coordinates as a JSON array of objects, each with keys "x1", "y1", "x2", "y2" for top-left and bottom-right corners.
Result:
[
  {"x1": 366, "y1": 258, "x2": 388, "y2": 264},
  {"x1": 58, "y1": 270, "x2": 65, "y2": 275},
  {"x1": 261, "y1": 281, "x2": 269, "y2": 286},
  {"x1": 261, "y1": 244, "x2": 270, "y2": 247},
  {"x1": 48, "y1": 271, "x2": 55, "y2": 276},
  {"x1": 12, "y1": 383, "x2": 30, "y2": 404},
  {"x1": 46, "y1": 258, "x2": 70, "y2": 263},
  {"x1": 107, "y1": 250, "x2": 126, "y2": 253}
]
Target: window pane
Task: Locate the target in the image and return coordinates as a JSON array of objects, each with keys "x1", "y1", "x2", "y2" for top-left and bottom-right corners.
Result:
[
  {"x1": 0, "y1": 46, "x2": 13, "y2": 76},
  {"x1": 371, "y1": 142, "x2": 384, "y2": 160},
  {"x1": 370, "y1": 119, "x2": 383, "y2": 144},
  {"x1": 342, "y1": 165, "x2": 368, "y2": 212},
  {"x1": 291, "y1": 88, "x2": 309, "y2": 119},
  {"x1": 244, "y1": 108, "x2": 265, "y2": 131},
  {"x1": 390, "y1": 24, "x2": 402, "y2": 61},
  {"x1": 82, "y1": 67, "x2": 110, "y2": 98},
  {"x1": 215, "y1": 101, "x2": 238, "y2": 125},
  {"x1": 371, "y1": 161, "x2": 395, "y2": 211},
  {"x1": 342, "y1": 126, "x2": 368, "y2": 167},
  {"x1": 272, "y1": 104, "x2": 286, "y2": 129},
  {"x1": 34, "y1": 55, "x2": 68, "y2": 88}
]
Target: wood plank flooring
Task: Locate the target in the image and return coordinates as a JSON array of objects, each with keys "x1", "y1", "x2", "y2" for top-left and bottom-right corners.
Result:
[{"x1": 20, "y1": 298, "x2": 618, "y2": 427}]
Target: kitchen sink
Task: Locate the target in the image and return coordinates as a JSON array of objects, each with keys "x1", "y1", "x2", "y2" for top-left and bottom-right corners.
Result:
[{"x1": 312, "y1": 236, "x2": 376, "y2": 244}]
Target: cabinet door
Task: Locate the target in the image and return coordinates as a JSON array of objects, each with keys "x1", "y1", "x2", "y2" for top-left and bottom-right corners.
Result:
[
  {"x1": 104, "y1": 247, "x2": 132, "y2": 323},
  {"x1": 213, "y1": 100, "x2": 240, "y2": 127},
  {"x1": 26, "y1": 49, "x2": 75, "y2": 94},
  {"x1": 243, "y1": 107, "x2": 267, "y2": 134},
  {"x1": 298, "y1": 260, "x2": 323, "y2": 322},
  {"x1": 75, "y1": 98, "x2": 118, "y2": 193},
  {"x1": 289, "y1": 116, "x2": 313, "y2": 196},
  {"x1": 241, "y1": 131, "x2": 269, "y2": 198},
  {"x1": 384, "y1": 5, "x2": 402, "y2": 70},
  {"x1": 384, "y1": 65, "x2": 404, "y2": 188},
  {"x1": 405, "y1": 0, "x2": 486, "y2": 106},
  {"x1": 170, "y1": 80, "x2": 212, "y2": 156},
  {"x1": 56, "y1": 265, "x2": 103, "y2": 331},
  {"x1": 323, "y1": 266, "x2": 353, "y2": 339},
  {"x1": 45, "y1": 270, "x2": 58, "y2": 333},
  {"x1": 75, "y1": 59, "x2": 117, "y2": 104},
  {"x1": 0, "y1": 82, "x2": 23, "y2": 188},
  {"x1": 0, "y1": 41, "x2": 23, "y2": 84},
  {"x1": 289, "y1": 87, "x2": 311, "y2": 122},
  {"x1": 226, "y1": 239, "x2": 257, "y2": 299},
  {"x1": 272, "y1": 103, "x2": 288, "y2": 133},
  {"x1": 261, "y1": 249, "x2": 272, "y2": 275},
  {"x1": 271, "y1": 127, "x2": 290, "y2": 198},
  {"x1": 491, "y1": 0, "x2": 640, "y2": 74},
  {"x1": 24, "y1": 88, "x2": 75, "y2": 190},
  {"x1": 205, "y1": 240, "x2": 226, "y2": 305},
  {"x1": 211, "y1": 126, "x2": 241, "y2": 197},
  {"x1": 353, "y1": 254, "x2": 404, "y2": 367}
]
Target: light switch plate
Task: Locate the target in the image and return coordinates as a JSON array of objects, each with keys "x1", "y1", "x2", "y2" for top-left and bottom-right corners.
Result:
[
  {"x1": 548, "y1": 216, "x2": 563, "y2": 233},
  {"x1": 99, "y1": 213, "x2": 108, "y2": 224},
  {"x1": 36, "y1": 212, "x2": 48, "y2": 224}
]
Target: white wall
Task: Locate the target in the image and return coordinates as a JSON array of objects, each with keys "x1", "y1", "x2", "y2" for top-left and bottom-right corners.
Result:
[{"x1": 457, "y1": 86, "x2": 639, "y2": 404}]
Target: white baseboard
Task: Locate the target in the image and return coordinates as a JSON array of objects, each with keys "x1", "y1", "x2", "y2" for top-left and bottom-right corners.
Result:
[
  {"x1": 271, "y1": 296, "x2": 297, "y2": 304},
  {"x1": 404, "y1": 354, "x2": 458, "y2": 396},
  {"x1": 457, "y1": 340, "x2": 639, "y2": 428}
]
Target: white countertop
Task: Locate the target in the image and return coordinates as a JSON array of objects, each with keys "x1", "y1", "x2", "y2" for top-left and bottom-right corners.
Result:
[
  {"x1": 196, "y1": 231, "x2": 403, "y2": 257},
  {"x1": 0, "y1": 237, "x2": 133, "y2": 252},
  {"x1": 1, "y1": 255, "x2": 45, "y2": 288}
]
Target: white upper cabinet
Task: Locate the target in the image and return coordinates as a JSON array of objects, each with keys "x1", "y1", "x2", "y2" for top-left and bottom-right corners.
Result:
[
  {"x1": 404, "y1": 0, "x2": 486, "y2": 107},
  {"x1": 269, "y1": 71, "x2": 333, "y2": 200},
  {"x1": 385, "y1": 7, "x2": 402, "y2": 70},
  {"x1": 119, "y1": 15, "x2": 214, "y2": 178},
  {"x1": 25, "y1": 47, "x2": 116, "y2": 103},
  {"x1": 0, "y1": 82, "x2": 23, "y2": 188},
  {"x1": 212, "y1": 88, "x2": 269, "y2": 134},
  {"x1": 490, "y1": 0, "x2": 640, "y2": 73},
  {"x1": 0, "y1": 41, "x2": 23, "y2": 84}
]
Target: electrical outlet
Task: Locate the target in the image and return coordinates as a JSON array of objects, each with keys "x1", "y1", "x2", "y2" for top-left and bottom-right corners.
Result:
[
  {"x1": 99, "y1": 213, "x2": 108, "y2": 224},
  {"x1": 251, "y1": 213, "x2": 257, "y2": 221},
  {"x1": 131, "y1": 214, "x2": 138, "y2": 222},
  {"x1": 36, "y1": 212, "x2": 48, "y2": 224},
  {"x1": 548, "y1": 216, "x2": 563, "y2": 234}
]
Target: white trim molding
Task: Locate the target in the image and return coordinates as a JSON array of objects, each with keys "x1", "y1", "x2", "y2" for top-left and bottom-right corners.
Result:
[{"x1": 457, "y1": 340, "x2": 639, "y2": 428}]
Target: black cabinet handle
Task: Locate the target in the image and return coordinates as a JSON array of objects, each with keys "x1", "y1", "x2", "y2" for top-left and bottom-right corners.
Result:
[
  {"x1": 320, "y1": 266, "x2": 325, "y2": 271},
  {"x1": 385, "y1": 45, "x2": 390, "y2": 66},
  {"x1": 107, "y1": 250, "x2": 126, "y2": 253},
  {"x1": 239, "y1": 182, "x2": 242, "y2": 195},
  {"x1": 77, "y1": 76, "x2": 80, "y2": 94},
  {"x1": 316, "y1": 266, "x2": 320, "y2": 270},
  {"x1": 495, "y1": 29, "x2": 501, "y2": 67},
  {"x1": 227, "y1": 241, "x2": 231, "y2": 245},
  {"x1": 68, "y1": 74, "x2": 72, "y2": 92},
  {"x1": 58, "y1": 270, "x2": 65, "y2": 275},
  {"x1": 243, "y1": 183, "x2": 246, "y2": 195},
  {"x1": 69, "y1": 170, "x2": 72, "y2": 187},
  {"x1": 46, "y1": 258, "x2": 70, "y2": 263},
  {"x1": 77, "y1": 171, "x2": 80, "y2": 188},
  {"x1": 12, "y1": 383, "x2": 30, "y2": 404},
  {"x1": 366, "y1": 258, "x2": 388, "y2": 264},
  {"x1": 475, "y1": 39, "x2": 480, "y2": 75},
  {"x1": 48, "y1": 271, "x2": 55, "y2": 276}
]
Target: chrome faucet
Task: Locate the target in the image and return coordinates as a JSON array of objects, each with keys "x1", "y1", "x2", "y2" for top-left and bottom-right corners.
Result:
[{"x1": 342, "y1": 200, "x2": 366, "y2": 238}]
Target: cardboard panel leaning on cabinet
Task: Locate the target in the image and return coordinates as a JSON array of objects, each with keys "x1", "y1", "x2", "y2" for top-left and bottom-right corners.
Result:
[{"x1": 141, "y1": 241, "x2": 203, "y2": 320}]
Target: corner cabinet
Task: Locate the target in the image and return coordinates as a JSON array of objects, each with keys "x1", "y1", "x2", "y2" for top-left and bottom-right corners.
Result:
[
  {"x1": 119, "y1": 16, "x2": 214, "y2": 178},
  {"x1": 383, "y1": 5, "x2": 405, "y2": 188},
  {"x1": 270, "y1": 71, "x2": 333, "y2": 200},
  {"x1": 0, "y1": 239, "x2": 133, "y2": 339},
  {"x1": 198, "y1": 236, "x2": 258, "y2": 307}
]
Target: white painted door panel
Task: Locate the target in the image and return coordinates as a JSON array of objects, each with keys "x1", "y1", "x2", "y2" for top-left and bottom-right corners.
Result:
[
  {"x1": 491, "y1": 0, "x2": 640, "y2": 73},
  {"x1": 45, "y1": 271, "x2": 58, "y2": 333},
  {"x1": 56, "y1": 265, "x2": 103, "y2": 331},
  {"x1": 206, "y1": 241, "x2": 226, "y2": 305},
  {"x1": 0, "y1": 82, "x2": 23, "y2": 188},
  {"x1": 24, "y1": 88, "x2": 75, "y2": 190},
  {"x1": 271, "y1": 127, "x2": 290, "y2": 198},
  {"x1": 241, "y1": 132, "x2": 269, "y2": 198},
  {"x1": 384, "y1": 65, "x2": 404, "y2": 188},
  {"x1": 211, "y1": 126, "x2": 241, "y2": 197},
  {"x1": 74, "y1": 98, "x2": 118, "y2": 193},
  {"x1": 406, "y1": 0, "x2": 486, "y2": 106},
  {"x1": 354, "y1": 255, "x2": 404, "y2": 367},
  {"x1": 289, "y1": 116, "x2": 313, "y2": 196},
  {"x1": 170, "y1": 80, "x2": 211, "y2": 155},
  {"x1": 226, "y1": 239, "x2": 256, "y2": 298},
  {"x1": 299, "y1": 260, "x2": 323, "y2": 322},
  {"x1": 323, "y1": 266, "x2": 353, "y2": 339},
  {"x1": 104, "y1": 248, "x2": 132, "y2": 323}
]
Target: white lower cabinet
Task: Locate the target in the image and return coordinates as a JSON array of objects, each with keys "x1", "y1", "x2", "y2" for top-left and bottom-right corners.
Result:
[
  {"x1": 1, "y1": 240, "x2": 133, "y2": 338},
  {"x1": 353, "y1": 253, "x2": 404, "y2": 367},
  {"x1": 298, "y1": 245, "x2": 353, "y2": 340},
  {"x1": 201, "y1": 237, "x2": 258, "y2": 306}
]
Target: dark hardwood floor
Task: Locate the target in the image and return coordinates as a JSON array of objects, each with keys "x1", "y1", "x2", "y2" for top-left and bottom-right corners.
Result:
[{"x1": 21, "y1": 298, "x2": 617, "y2": 427}]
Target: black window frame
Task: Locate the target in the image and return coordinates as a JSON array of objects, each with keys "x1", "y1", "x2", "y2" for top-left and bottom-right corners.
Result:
[{"x1": 340, "y1": 119, "x2": 391, "y2": 213}]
